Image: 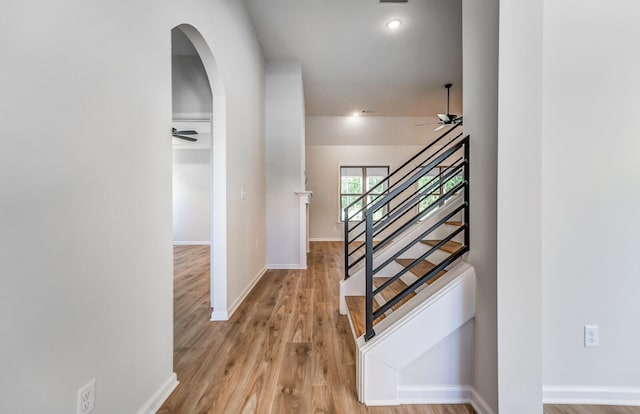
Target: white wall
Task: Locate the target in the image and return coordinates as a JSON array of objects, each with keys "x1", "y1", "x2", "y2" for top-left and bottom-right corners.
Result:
[
  {"x1": 541, "y1": 0, "x2": 640, "y2": 401},
  {"x1": 172, "y1": 149, "x2": 210, "y2": 243},
  {"x1": 265, "y1": 61, "x2": 306, "y2": 267},
  {"x1": 306, "y1": 115, "x2": 442, "y2": 241},
  {"x1": 399, "y1": 321, "x2": 474, "y2": 388},
  {"x1": 172, "y1": 44, "x2": 212, "y2": 244},
  {"x1": 169, "y1": 2, "x2": 266, "y2": 316},
  {"x1": 462, "y1": 0, "x2": 499, "y2": 412},
  {"x1": 307, "y1": 115, "x2": 444, "y2": 146},
  {"x1": 497, "y1": 0, "x2": 544, "y2": 412},
  {"x1": 172, "y1": 55, "x2": 212, "y2": 118},
  {"x1": 0, "y1": 1, "x2": 265, "y2": 413},
  {"x1": 306, "y1": 144, "x2": 424, "y2": 240}
]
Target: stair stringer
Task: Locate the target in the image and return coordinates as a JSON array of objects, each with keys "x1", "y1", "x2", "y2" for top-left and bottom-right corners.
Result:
[
  {"x1": 354, "y1": 264, "x2": 476, "y2": 405},
  {"x1": 339, "y1": 193, "x2": 465, "y2": 315}
]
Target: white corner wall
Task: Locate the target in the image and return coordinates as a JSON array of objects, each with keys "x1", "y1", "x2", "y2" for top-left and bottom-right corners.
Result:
[
  {"x1": 497, "y1": 0, "x2": 544, "y2": 412},
  {"x1": 461, "y1": 0, "x2": 499, "y2": 412},
  {"x1": 0, "y1": 1, "x2": 266, "y2": 413},
  {"x1": 265, "y1": 61, "x2": 306, "y2": 268},
  {"x1": 541, "y1": 1, "x2": 640, "y2": 403}
]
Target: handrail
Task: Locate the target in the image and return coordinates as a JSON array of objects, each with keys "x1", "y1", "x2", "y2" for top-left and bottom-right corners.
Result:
[{"x1": 343, "y1": 129, "x2": 470, "y2": 341}]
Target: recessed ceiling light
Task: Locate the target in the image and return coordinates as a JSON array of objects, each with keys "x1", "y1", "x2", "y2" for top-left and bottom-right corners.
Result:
[
  {"x1": 352, "y1": 112, "x2": 361, "y2": 117},
  {"x1": 386, "y1": 19, "x2": 401, "y2": 30}
]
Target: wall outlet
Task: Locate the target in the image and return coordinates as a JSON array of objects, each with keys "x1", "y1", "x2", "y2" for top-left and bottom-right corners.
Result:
[
  {"x1": 584, "y1": 325, "x2": 599, "y2": 347},
  {"x1": 77, "y1": 379, "x2": 96, "y2": 414}
]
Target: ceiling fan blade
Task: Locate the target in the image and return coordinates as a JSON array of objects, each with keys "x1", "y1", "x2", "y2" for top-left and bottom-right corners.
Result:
[
  {"x1": 437, "y1": 113, "x2": 450, "y2": 123},
  {"x1": 434, "y1": 124, "x2": 447, "y2": 132},
  {"x1": 174, "y1": 130, "x2": 198, "y2": 135},
  {"x1": 415, "y1": 122, "x2": 438, "y2": 127},
  {"x1": 173, "y1": 134, "x2": 198, "y2": 142}
]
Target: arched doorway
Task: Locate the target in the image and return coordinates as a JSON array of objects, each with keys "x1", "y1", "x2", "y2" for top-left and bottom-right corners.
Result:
[{"x1": 171, "y1": 24, "x2": 228, "y2": 320}]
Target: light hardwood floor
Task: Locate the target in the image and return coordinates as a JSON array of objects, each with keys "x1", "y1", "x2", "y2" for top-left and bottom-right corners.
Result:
[
  {"x1": 160, "y1": 242, "x2": 639, "y2": 414},
  {"x1": 159, "y1": 242, "x2": 476, "y2": 414}
]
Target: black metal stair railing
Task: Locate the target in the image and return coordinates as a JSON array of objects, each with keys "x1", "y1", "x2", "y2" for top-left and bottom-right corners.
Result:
[
  {"x1": 343, "y1": 122, "x2": 464, "y2": 279},
  {"x1": 342, "y1": 124, "x2": 470, "y2": 341}
]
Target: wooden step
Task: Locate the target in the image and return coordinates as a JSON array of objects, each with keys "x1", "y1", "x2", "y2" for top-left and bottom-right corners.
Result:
[
  {"x1": 373, "y1": 277, "x2": 415, "y2": 311},
  {"x1": 421, "y1": 240, "x2": 464, "y2": 254},
  {"x1": 345, "y1": 296, "x2": 385, "y2": 338},
  {"x1": 445, "y1": 221, "x2": 463, "y2": 227},
  {"x1": 395, "y1": 258, "x2": 447, "y2": 283}
]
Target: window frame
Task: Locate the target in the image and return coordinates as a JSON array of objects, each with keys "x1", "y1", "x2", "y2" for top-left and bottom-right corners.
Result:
[{"x1": 339, "y1": 165, "x2": 390, "y2": 222}]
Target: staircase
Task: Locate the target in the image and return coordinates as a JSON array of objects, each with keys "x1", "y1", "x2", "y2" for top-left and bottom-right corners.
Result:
[{"x1": 339, "y1": 124, "x2": 476, "y2": 405}]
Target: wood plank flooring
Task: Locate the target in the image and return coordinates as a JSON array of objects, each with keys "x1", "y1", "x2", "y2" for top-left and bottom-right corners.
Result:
[{"x1": 158, "y1": 242, "x2": 476, "y2": 414}]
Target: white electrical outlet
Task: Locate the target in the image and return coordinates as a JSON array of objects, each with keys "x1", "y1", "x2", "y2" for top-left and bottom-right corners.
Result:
[
  {"x1": 77, "y1": 379, "x2": 96, "y2": 414},
  {"x1": 584, "y1": 325, "x2": 599, "y2": 347}
]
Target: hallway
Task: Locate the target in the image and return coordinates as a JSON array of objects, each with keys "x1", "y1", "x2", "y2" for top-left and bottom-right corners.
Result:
[{"x1": 158, "y1": 242, "x2": 476, "y2": 413}]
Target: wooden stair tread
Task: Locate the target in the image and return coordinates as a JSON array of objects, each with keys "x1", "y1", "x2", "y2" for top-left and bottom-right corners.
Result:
[
  {"x1": 445, "y1": 221, "x2": 463, "y2": 226},
  {"x1": 373, "y1": 277, "x2": 415, "y2": 311},
  {"x1": 395, "y1": 259, "x2": 447, "y2": 283},
  {"x1": 421, "y1": 239, "x2": 464, "y2": 254},
  {"x1": 345, "y1": 296, "x2": 385, "y2": 338}
]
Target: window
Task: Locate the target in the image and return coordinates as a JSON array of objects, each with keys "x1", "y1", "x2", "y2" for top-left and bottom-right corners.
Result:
[
  {"x1": 340, "y1": 166, "x2": 390, "y2": 221},
  {"x1": 417, "y1": 166, "x2": 464, "y2": 214}
]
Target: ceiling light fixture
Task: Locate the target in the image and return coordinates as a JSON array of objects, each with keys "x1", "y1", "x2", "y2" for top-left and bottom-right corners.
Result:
[
  {"x1": 386, "y1": 19, "x2": 401, "y2": 30},
  {"x1": 352, "y1": 112, "x2": 360, "y2": 117}
]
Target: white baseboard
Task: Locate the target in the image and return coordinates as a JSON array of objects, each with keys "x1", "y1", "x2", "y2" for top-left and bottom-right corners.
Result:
[
  {"x1": 398, "y1": 385, "x2": 472, "y2": 404},
  {"x1": 137, "y1": 372, "x2": 178, "y2": 414},
  {"x1": 210, "y1": 310, "x2": 228, "y2": 321},
  {"x1": 267, "y1": 263, "x2": 307, "y2": 269},
  {"x1": 543, "y1": 385, "x2": 640, "y2": 405},
  {"x1": 310, "y1": 237, "x2": 343, "y2": 242},
  {"x1": 225, "y1": 266, "x2": 267, "y2": 319},
  {"x1": 173, "y1": 241, "x2": 211, "y2": 246},
  {"x1": 471, "y1": 388, "x2": 496, "y2": 414}
]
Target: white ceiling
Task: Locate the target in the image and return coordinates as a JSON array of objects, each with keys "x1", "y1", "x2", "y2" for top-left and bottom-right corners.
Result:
[{"x1": 244, "y1": 0, "x2": 462, "y2": 117}]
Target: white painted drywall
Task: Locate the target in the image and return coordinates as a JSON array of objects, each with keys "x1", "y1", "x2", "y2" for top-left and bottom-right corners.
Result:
[
  {"x1": 265, "y1": 61, "x2": 306, "y2": 267},
  {"x1": 172, "y1": 149, "x2": 210, "y2": 243},
  {"x1": 306, "y1": 144, "x2": 424, "y2": 240},
  {"x1": 307, "y1": 116, "x2": 445, "y2": 146},
  {"x1": 0, "y1": 1, "x2": 265, "y2": 414},
  {"x1": 497, "y1": 0, "x2": 544, "y2": 412},
  {"x1": 171, "y1": 42, "x2": 212, "y2": 245},
  {"x1": 169, "y1": 2, "x2": 266, "y2": 318},
  {"x1": 462, "y1": 0, "x2": 499, "y2": 411},
  {"x1": 399, "y1": 320, "x2": 474, "y2": 387},
  {"x1": 172, "y1": 55, "x2": 212, "y2": 118},
  {"x1": 541, "y1": 0, "x2": 640, "y2": 398}
]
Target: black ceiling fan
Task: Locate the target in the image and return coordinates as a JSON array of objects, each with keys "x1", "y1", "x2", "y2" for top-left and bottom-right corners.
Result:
[
  {"x1": 416, "y1": 83, "x2": 461, "y2": 131},
  {"x1": 172, "y1": 128, "x2": 198, "y2": 142}
]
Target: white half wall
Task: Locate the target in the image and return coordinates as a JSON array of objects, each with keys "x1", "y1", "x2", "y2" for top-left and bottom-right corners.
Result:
[
  {"x1": 541, "y1": 0, "x2": 640, "y2": 401},
  {"x1": 399, "y1": 320, "x2": 474, "y2": 390},
  {"x1": 265, "y1": 61, "x2": 306, "y2": 268}
]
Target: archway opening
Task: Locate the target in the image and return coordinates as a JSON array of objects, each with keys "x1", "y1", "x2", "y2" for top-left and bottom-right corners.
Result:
[{"x1": 171, "y1": 24, "x2": 228, "y2": 321}]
